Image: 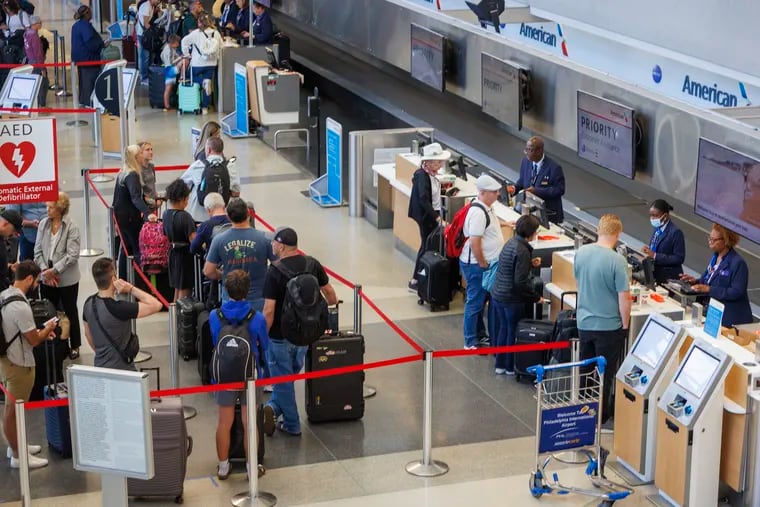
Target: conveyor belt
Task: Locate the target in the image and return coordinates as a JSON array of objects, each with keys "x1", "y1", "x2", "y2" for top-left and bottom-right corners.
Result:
[{"x1": 274, "y1": 14, "x2": 760, "y2": 310}]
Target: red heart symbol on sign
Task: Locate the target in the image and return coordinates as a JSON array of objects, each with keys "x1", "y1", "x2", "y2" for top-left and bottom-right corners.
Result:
[{"x1": 0, "y1": 141, "x2": 36, "y2": 179}]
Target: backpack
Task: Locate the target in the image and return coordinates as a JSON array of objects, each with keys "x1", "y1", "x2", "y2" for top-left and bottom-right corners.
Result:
[
  {"x1": 211, "y1": 309, "x2": 255, "y2": 384},
  {"x1": 139, "y1": 220, "x2": 170, "y2": 274},
  {"x1": 197, "y1": 158, "x2": 231, "y2": 205},
  {"x1": 195, "y1": 30, "x2": 219, "y2": 60},
  {"x1": 141, "y1": 24, "x2": 164, "y2": 52},
  {"x1": 167, "y1": 11, "x2": 187, "y2": 38},
  {"x1": 444, "y1": 200, "x2": 490, "y2": 258},
  {"x1": 273, "y1": 257, "x2": 328, "y2": 347},
  {"x1": 211, "y1": 221, "x2": 232, "y2": 239},
  {"x1": 0, "y1": 295, "x2": 28, "y2": 357},
  {"x1": 19, "y1": 0, "x2": 34, "y2": 15}
]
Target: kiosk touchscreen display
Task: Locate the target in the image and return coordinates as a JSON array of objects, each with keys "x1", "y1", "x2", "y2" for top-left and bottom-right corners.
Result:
[
  {"x1": 631, "y1": 319, "x2": 675, "y2": 369},
  {"x1": 7, "y1": 76, "x2": 36, "y2": 101},
  {"x1": 675, "y1": 346, "x2": 720, "y2": 398}
]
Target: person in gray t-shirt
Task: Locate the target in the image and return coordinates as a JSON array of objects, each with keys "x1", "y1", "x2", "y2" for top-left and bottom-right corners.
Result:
[{"x1": 82, "y1": 258, "x2": 163, "y2": 371}]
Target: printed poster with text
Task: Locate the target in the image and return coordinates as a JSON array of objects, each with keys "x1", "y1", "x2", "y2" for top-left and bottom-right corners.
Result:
[
  {"x1": 0, "y1": 118, "x2": 58, "y2": 205},
  {"x1": 538, "y1": 402, "x2": 599, "y2": 454}
]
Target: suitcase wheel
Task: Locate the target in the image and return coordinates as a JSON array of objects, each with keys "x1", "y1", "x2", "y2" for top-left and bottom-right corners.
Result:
[
  {"x1": 417, "y1": 298, "x2": 423, "y2": 306},
  {"x1": 174, "y1": 494, "x2": 183, "y2": 504},
  {"x1": 183, "y1": 355, "x2": 190, "y2": 361}
]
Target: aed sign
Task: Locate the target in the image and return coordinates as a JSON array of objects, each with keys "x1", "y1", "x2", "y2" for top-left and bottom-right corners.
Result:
[{"x1": 0, "y1": 118, "x2": 58, "y2": 205}]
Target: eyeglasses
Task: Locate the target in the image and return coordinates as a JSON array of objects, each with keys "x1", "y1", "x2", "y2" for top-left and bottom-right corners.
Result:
[
  {"x1": 523, "y1": 146, "x2": 539, "y2": 153},
  {"x1": 707, "y1": 236, "x2": 724, "y2": 244}
]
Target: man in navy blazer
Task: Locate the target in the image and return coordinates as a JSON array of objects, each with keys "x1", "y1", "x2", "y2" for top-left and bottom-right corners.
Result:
[
  {"x1": 508, "y1": 136, "x2": 566, "y2": 224},
  {"x1": 250, "y1": 1, "x2": 274, "y2": 44},
  {"x1": 219, "y1": 0, "x2": 239, "y2": 31}
]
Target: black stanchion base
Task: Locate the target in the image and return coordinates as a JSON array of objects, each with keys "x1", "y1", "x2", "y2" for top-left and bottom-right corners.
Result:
[{"x1": 65, "y1": 120, "x2": 89, "y2": 127}]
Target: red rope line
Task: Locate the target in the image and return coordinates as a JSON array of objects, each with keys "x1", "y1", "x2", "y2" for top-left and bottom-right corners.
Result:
[
  {"x1": 0, "y1": 107, "x2": 96, "y2": 114},
  {"x1": 88, "y1": 164, "x2": 186, "y2": 175},
  {"x1": 432, "y1": 341, "x2": 570, "y2": 358},
  {"x1": 85, "y1": 173, "x2": 109, "y2": 208},
  {"x1": 359, "y1": 289, "x2": 424, "y2": 354},
  {"x1": 0, "y1": 59, "x2": 120, "y2": 69},
  {"x1": 0, "y1": 382, "x2": 15, "y2": 403}
]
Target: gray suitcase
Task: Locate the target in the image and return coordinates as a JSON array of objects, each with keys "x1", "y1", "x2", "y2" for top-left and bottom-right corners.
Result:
[{"x1": 127, "y1": 397, "x2": 192, "y2": 503}]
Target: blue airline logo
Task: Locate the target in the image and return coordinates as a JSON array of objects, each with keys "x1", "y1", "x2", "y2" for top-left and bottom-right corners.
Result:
[
  {"x1": 519, "y1": 23, "x2": 556, "y2": 48},
  {"x1": 681, "y1": 75, "x2": 738, "y2": 107}
]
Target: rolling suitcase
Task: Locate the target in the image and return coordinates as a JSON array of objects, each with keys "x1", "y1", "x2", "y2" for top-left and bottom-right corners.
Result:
[
  {"x1": 127, "y1": 397, "x2": 192, "y2": 503},
  {"x1": 148, "y1": 65, "x2": 165, "y2": 108},
  {"x1": 514, "y1": 319, "x2": 554, "y2": 382},
  {"x1": 122, "y1": 36, "x2": 136, "y2": 66},
  {"x1": 550, "y1": 291, "x2": 578, "y2": 364},
  {"x1": 196, "y1": 310, "x2": 213, "y2": 384},
  {"x1": 305, "y1": 332, "x2": 365, "y2": 423},
  {"x1": 177, "y1": 66, "x2": 201, "y2": 115},
  {"x1": 229, "y1": 400, "x2": 265, "y2": 464},
  {"x1": 416, "y1": 250, "x2": 451, "y2": 312},
  {"x1": 43, "y1": 341, "x2": 72, "y2": 458},
  {"x1": 176, "y1": 296, "x2": 204, "y2": 360}
]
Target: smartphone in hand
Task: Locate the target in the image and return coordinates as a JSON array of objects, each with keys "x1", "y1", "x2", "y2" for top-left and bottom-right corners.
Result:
[{"x1": 43, "y1": 316, "x2": 60, "y2": 327}]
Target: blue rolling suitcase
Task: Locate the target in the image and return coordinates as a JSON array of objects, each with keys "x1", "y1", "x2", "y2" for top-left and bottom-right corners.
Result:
[
  {"x1": 178, "y1": 66, "x2": 201, "y2": 115},
  {"x1": 43, "y1": 341, "x2": 72, "y2": 457}
]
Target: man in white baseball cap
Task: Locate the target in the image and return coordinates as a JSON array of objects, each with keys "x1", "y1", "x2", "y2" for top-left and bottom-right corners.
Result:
[
  {"x1": 407, "y1": 143, "x2": 451, "y2": 291},
  {"x1": 459, "y1": 173, "x2": 504, "y2": 349}
]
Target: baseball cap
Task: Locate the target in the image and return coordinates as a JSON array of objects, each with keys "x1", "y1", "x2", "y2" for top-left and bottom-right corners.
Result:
[
  {"x1": 273, "y1": 227, "x2": 297, "y2": 247},
  {"x1": 0, "y1": 209, "x2": 22, "y2": 232},
  {"x1": 419, "y1": 143, "x2": 451, "y2": 162},
  {"x1": 475, "y1": 174, "x2": 502, "y2": 192}
]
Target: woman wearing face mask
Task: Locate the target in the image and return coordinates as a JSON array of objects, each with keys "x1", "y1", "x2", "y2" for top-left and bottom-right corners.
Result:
[{"x1": 640, "y1": 199, "x2": 685, "y2": 284}]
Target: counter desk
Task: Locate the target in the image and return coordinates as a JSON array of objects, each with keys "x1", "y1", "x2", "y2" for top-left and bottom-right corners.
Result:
[
  {"x1": 217, "y1": 44, "x2": 275, "y2": 114},
  {"x1": 371, "y1": 153, "x2": 574, "y2": 261}
]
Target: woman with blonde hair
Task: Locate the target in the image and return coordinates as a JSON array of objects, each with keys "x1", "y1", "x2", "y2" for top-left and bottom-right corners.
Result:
[
  {"x1": 112, "y1": 144, "x2": 157, "y2": 279},
  {"x1": 193, "y1": 120, "x2": 221, "y2": 162},
  {"x1": 34, "y1": 192, "x2": 82, "y2": 360}
]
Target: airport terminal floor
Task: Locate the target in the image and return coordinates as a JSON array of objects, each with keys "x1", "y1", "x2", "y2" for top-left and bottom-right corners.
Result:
[{"x1": 0, "y1": 2, "x2": 755, "y2": 507}]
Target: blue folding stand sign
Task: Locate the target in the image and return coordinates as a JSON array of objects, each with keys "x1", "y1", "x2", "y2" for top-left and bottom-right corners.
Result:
[
  {"x1": 221, "y1": 63, "x2": 254, "y2": 138},
  {"x1": 310, "y1": 117, "x2": 343, "y2": 207}
]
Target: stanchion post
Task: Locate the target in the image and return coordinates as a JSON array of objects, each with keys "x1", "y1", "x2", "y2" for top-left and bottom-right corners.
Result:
[
  {"x1": 231, "y1": 380, "x2": 277, "y2": 507},
  {"x1": 15, "y1": 400, "x2": 31, "y2": 507},
  {"x1": 127, "y1": 257, "x2": 152, "y2": 364},
  {"x1": 405, "y1": 351, "x2": 448, "y2": 477},
  {"x1": 107, "y1": 206, "x2": 115, "y2": 261},
  {"x1": 169, "y1": 302, "x2": 178, "y2": 388},
  {"x1": 79, "y1": 169, "x2": 104, "y2": 257},
  {"x1": 56, "y1": 36, "x2": 71, "y2": 97},
  {"x1": 71, "y1": 61, "x2": 78, "y2": 106},
  {"x1": 51, "y1": 29, "x2": 60, "y2": 90},
  {"x1": 353, "y1": 285, "x2": 376, "y2": 399}
]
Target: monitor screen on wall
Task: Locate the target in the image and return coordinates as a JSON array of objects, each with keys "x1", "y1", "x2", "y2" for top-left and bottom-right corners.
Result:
[
  {"x1": 410, "y1": 23, "x2": 445, "y2": 92},
  {"x1": 694, "y1": 138, "x2": 760, "y2": 245},
  {"x1": 481, "y1": 53, "x2": 523, "y2": 129},
  {"x1": 576, "y1": 90, "x2": 636, "y2": 179}
]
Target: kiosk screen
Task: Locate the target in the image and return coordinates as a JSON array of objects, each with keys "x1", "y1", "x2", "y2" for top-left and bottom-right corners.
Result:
[
  {"x1": 632, "y1": 318, "x2": 675, "y2": 368},
  {"x1": 675, "y1": 346, "x2": 721, "y2": 398},
  {"x1": 7, "y1": 76, "x2": 36, "y2": 101}
]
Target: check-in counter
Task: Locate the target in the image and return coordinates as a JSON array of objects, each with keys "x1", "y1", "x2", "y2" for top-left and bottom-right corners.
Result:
[
  {"x1": 675, "y1": 323, "x2": 760, "y2": 496},
  {"x1": 547, "y1": 250, "x2": 685, "y2": 343},
  {"x1": 245, "y1": 60, "x2": 301, "y2": 126},
  {"x1": 371, "y1": 153, "x2": 575, "y2": 261},
  {"x1": 217, "y1": 44, "x2": 273, "y2": 114}
]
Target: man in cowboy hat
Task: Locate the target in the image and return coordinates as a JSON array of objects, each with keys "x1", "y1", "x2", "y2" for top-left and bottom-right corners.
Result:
[{"x1": 407, "y1": 143, "x2": 451, "y2": 291}]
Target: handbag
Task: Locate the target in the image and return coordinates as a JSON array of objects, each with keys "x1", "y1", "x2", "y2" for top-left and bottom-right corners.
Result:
[
  {"x1": 89, "y1": 296, "x2": 140, "y2": 365},
  {"x1": 481, "y1": 260, "x2": 499, "y2": 292},
  {"x1": 56, "y1": 311, "x2": 71, "y2": 341}
]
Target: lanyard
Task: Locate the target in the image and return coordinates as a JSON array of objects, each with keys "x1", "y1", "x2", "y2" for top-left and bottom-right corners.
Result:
[
  {"x1": 705, "y1": 254, "x2": 723, "y2": 285},
  {"x1": 649, "y1": 227, "x2": 663, "y2": 251}
]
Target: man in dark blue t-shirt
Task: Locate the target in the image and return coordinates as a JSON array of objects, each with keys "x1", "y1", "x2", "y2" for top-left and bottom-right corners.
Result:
[{"x1": 204, "y1": 198, "x2": 275, "y2": 311}]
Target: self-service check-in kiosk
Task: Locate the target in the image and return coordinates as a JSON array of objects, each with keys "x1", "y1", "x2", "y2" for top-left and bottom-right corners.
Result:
[
  {"x1": 0, "y1": 66, "x2": 41, "y2": 118},
  {"x1": 649, "y1": 339, "x2": 732, "y2": 507},
  {"x1": 610, "y1": 314, "x2": 686, "y2": 485},
  {"x1": 95, "y1": 65, "x2": 137, "y2": 158}
]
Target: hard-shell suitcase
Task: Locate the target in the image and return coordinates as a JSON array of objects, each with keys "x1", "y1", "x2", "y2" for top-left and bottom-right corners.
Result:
[
  {"x1": 425, "y1": 225, "x2": 461, "y2": 296},
  {"x1": 122, "y1": 36, "x2": 136, "y2": 66},
  {"x1": 43, "y1": 341, "x2": 72, "y2": 457},
  {"x1": 305, "y1": 332, "x2": 365, "y2": 423},
  {"x1": 229, "y1": 400, "x2": 265, "y2": 464},
  {"x1": 416, "y1": 250, "x2": 451, "y2": 312},
  {"x1": 177, "y1": 66, "x2": 200, "y2": 114},
  {"x1": 196, "y1": 310, "x2": 212, "y2": 384},
  {"x1": 148, "y1": 65, "x2": 165, "y2": 108},
  {"x1": 177, "y1": 296, "x2": 204, "y2": 360},
  {"x1": 127, "y1": 397, "x2": 192, "y2": 503},
  {"x1": 550, "y1": 291, "x2": 578, "y2": 364},
  {"x1": 514, "y1": 319, "x2": 554, "y2": 382}
]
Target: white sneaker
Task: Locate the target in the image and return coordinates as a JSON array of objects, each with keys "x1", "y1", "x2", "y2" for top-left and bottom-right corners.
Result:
[
  {"x1": 10, "y1": 453, "x2": 48, "y2": 469},
  {"x1": 494, "y1": 368, "x2": 507, "y2": 375},
  {"x1": 202, "y1": 107, "x2": 209, "y2": 115},
  {"x1": 7, "y1": 444, "x2": 42, "y2": 458}
]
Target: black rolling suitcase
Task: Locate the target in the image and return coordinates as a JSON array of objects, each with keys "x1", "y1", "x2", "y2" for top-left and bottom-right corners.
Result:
[
  {"x1": 305, "y1": 332, "x2": 365, "y2": 423},
  {"x1": 514, "y1": 319, "x2": 554, "y2": 382},
  {"x1": 176, "y1": 296, "x2": 204, "y2": 360},
  {"x1": 229, "y1": 400, "x2": 265, "y2": 464},
  {"x1": 550, "y1": 291, "x2": 578, "y2": 364},
  {"x1": 416, "y1": 250, "x2": 451, "y2": 312},
  {"x1": 196, "y1": 310, "x2": 213, "y2": 384},
  {"x1": 148, "y1": 65, "x2": 165, "y2": 108}
]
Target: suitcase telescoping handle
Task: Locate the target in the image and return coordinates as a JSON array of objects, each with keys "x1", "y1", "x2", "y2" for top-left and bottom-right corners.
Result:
[
  {"x1": 560, "y1": 291, "x2": 578, "y2": 311},
  {"x1": 140, "y1": 367, "x2": 161, "y2": 400}
]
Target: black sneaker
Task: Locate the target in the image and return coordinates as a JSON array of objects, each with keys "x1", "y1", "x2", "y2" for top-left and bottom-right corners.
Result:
[
  {"x1": 407, "y1": 280, "x2": 418, "y2": 293},
  {"x1": 262, "y1": 405, "x2": 276, "y2": 436},
  {"x1": 276, "y1": 421, "x2": 301, "y2": 436},
  {"x1": 478, "y1": 336, "x2": 491, "y2": 346}
]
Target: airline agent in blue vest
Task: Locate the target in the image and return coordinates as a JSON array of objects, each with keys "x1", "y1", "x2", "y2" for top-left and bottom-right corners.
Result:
[
  {"x1": 679, "y1": 224, "x2": 753, "y2": 327},
  {"x1": 641, "y1": 199, "x2": 685, "y2": 283}
]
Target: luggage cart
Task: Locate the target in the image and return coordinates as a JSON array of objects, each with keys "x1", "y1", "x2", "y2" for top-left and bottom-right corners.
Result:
[{"x1": 527, "y1": 357, "x2": 633, "y2": 506}]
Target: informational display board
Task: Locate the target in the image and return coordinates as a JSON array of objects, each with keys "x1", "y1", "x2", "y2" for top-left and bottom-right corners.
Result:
[
  {"x1": 190, "y1": 127, "x2": 201, "y2": 157},
  {"x1": 325, "y1": 117, "x2": 342, "y2": 203},
  {"x1": 538, "y1": 402, "x2": 599, "y2": 453},
  {"x1": 68, "y1": 365, "x2": 154, "y2": 480},
  {"x1": 234, "y1": 63, "x2": 249, "y2": 135},
  {"x1": 703, "y1": 299, "x2": 725, "y2": 338},
  {"x1": 0, "y1": 118, "x2": 58, "y2": 205},
  {"x1": 481, "y1": 53, "x2": 523, "y2": 129},
  {"x1": 410, "y1": 23, "x2": 445, "y2": 92},
  {"x1": 576, "y1": 90, "x2": 636, "y2": 179}
]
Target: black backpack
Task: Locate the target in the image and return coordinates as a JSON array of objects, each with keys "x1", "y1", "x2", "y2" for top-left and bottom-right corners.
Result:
[
  {"x1": 19, "y1": 0, "x2": 34, "y2": 15},
  {"x1": 197, "y1": 158, "x2": 231, "y2": 205},
  {"x1": 0, "y1": 295, "x2": 28, "y2": 357},
  {"x1": 274, "y1": 257, "x2": 328, "y2": 347},
  {"x1": 211, "y1": 309, "x2": 255, "y2": 383},
  {"x1": 141, "y1": 24, "x2": 164, "y2": 53},
  {"x1": 168, "y1": 9, "x2": 189, "y2": 38}
]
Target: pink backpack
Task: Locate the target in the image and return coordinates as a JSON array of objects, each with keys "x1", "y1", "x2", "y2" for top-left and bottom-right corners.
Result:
[{"x1": 139, "y1": 221, "x2": 169, "y2": 274}]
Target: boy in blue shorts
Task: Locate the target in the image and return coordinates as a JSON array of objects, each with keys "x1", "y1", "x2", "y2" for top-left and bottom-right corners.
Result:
[
  {"x1": 210, "y1": 269, "x2": 270, "y2": 480},
  {"x1": 160, "y1": 34, "x2": 185, "y2": 110}
]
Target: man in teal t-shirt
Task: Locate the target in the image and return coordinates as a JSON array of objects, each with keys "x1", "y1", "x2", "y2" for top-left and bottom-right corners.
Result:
[{"x1": 573, "y1": 213, "x2": 631, "y2": 423}]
